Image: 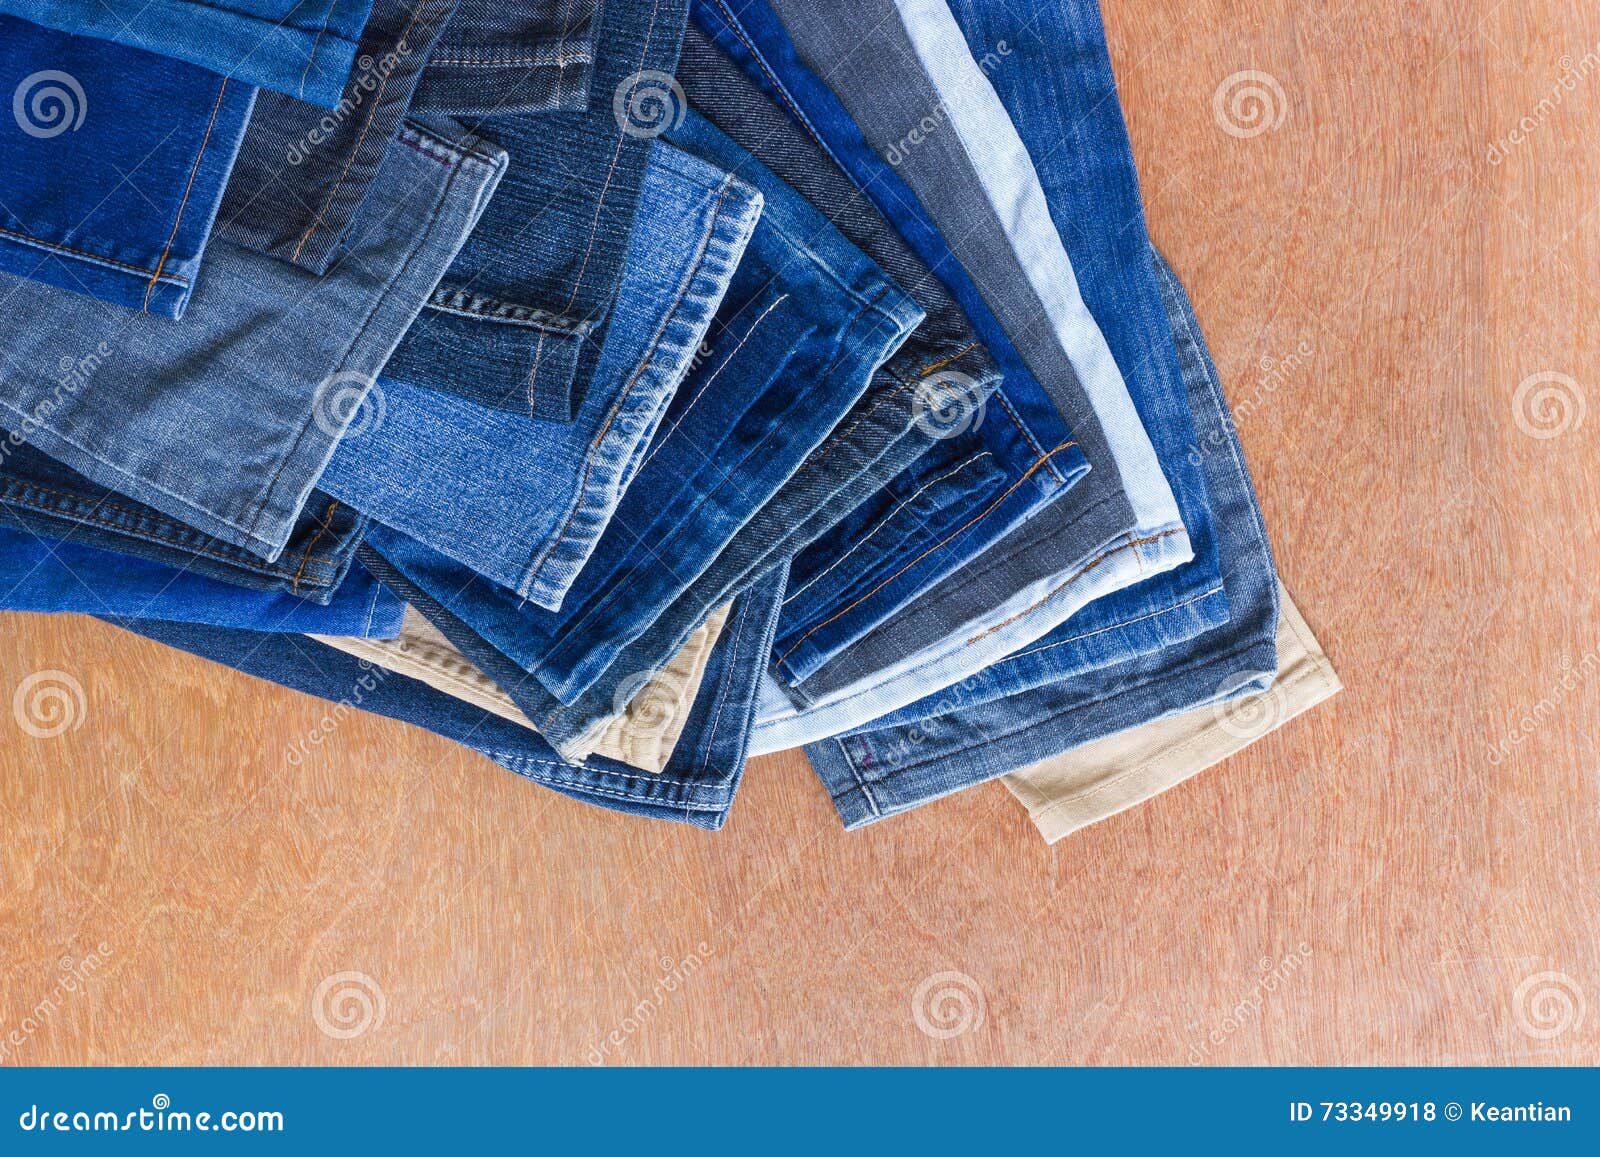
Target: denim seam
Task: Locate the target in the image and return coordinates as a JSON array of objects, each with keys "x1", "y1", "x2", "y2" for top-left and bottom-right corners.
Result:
[
  {"x1": 782, "y1": 451, "x2": 993, "y2": 606},
  {"x1": 0, "y1": 224, "x2": 189, "y2": 284},
  {"x1": 519, "y1": 174, "x2": 745, "y2": 596},
  {"x1": 0, "y1": 485, "x2": 339, "y2": 582},
  {"x1": 772, "y1": 438, "x2": 1082, "y2": 675},
  {"x1": 144, "y1": 77, "x2": 232, "y2": 311},
  {"x1": 484, "y1": 756, "x2": 731, "y2": 807},
  {"x1": 428, "y1": 49, "x2": 594, "y2": 67},
  {"x1": 289, "y1": 500, "x2": 342, "y2": 594},
  {"x1": 298, "y1": 0, "x2": 339, "y2": 96},
  {"x1": 290, "y1": 0, "x2": 448, "y2": 262},
  {"x1": 541, "y1": 289, "x2": 917, "y2": 689},
  {"x1": 836, "y1": 632, "x2": 1276, "y2": 793},
  {"x1": 1025, "y1": 659, "x2": 1328, "y2": 826},
  {"x1": 1008, "y1": 583, "x2": 1226, "y2": 662},
  {"x1": 167, "y1": 0, "x2": 362, "y2": 41},
  {"x1": 423, "y1": 287, "x2": 596, "y2": 334}
]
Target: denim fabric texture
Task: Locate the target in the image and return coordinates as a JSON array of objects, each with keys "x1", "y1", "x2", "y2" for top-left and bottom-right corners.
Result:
[
  {"x1": 0, "y1": 527, "x2": 404, "y2": 635},
  {"x1": 0, "y1": 119, "x2": 506, "y2": 563},
  {"x1": 408, "y1": 0, "x2": 597, "y2": 115},
  {"x1": 0, "y1": 17, "x2": 255, "y2": 318},
  {"x1": 319, "y1": 138, "x2": 762, "y2": 605},
  {"x1": 383, "y1": 0, "x2": 689, "y2": 421},
  {"x1": 803, "y1": 249, "x2": 1280, "y2": 828},
  {"x1": 0, "y1": 440, "x2": 371, "y2": 604},
  {"x1": 217, "y1": 0, "x2": 461, "y2": 274},
  {"x1": 0, "y1": 0, "x2": 377, "y2": 108},
  {"x1": 357, "y1": 109, "x2": 924, "y2": 754}
]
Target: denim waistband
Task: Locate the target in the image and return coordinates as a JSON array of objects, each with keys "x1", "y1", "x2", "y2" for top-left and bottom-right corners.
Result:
[
  {"x1": 0, "y1": 118, "x2": 506, "y2": 564},
  {"x1": 407, "y1": 0, "x2": 597, "y2": 115},
  {"x1": 0, "y1": 440, "x2": 369, "y2": 604},
  {"x1": 384, "y1": 0, "x2": 689, "y2": 421},
  {"x1": 319, "y1": 137, "x2": 762, "y2": 604},
  {"x1": 804, "y1": 248, "x2": 1279, "y2": 828},
  {"x1": 0, "y1": 17, "x2": 256, "y2": 318},
  {"x1": 217, "y1": 0, "x2": 460, "y2": 274},
  {"x1": 0, "y1": 0, "x2": 377, "y2": 108},
  {"x1": 0, "y1": 526, "x2": 404, "y2": 636}
]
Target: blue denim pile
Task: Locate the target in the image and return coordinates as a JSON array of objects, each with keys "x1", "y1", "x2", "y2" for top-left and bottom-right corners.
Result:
[{"x1": 0, "y1": 0, "x2": 1304, "y2": 830}]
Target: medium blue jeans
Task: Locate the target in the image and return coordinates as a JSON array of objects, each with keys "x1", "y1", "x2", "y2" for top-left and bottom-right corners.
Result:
[
  {"x1": 105, "y1": 559, "x2": 791, "y2": 829},
  {"x1": 806, "y1": 249, "x2": 1280, "y2": 827},
  {"x1": 319, "y1": 138, "x2": 762, "y2": 607},
  {"x1": 0, "y1": 526, "x2": 404, "y2": 636},
  {"x1": 0, "y1": 0, "x2": 377, "y2": 107},
  {"x1": 383, "y1": 0, "x2": 689, "y2": 421},
  {"x1": 0, "y1": 17, "x2": 255, "y2": 318},
  {"x1": 0, "y1": 118, "x2": 505, "y2": 563}
]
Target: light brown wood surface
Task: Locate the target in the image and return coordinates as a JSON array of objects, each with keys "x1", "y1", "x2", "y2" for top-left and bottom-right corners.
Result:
[{"x1": 3, "y1": 0, "x2": 1599, "y2": 1065}]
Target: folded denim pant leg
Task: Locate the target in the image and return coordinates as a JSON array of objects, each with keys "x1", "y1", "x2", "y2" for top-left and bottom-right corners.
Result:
[
  {"x1": 122, "y1": 552, "x2": 791, "y2": 827},
  {"x1": 0, "y1": 18, "x2": 255, "y2": 318},
  {"x1": 0, "y1": 118, "x2": 506, "y2": 563},
  {"x1": 216, "y1": 0, "x2": 461, "y2": 274},
  {"x1": 318, "y1": 139, "x2": 762, "y2": 605},
  {"x1": 0, "y1": 526, "x2": 404, "y2": 635},
  {"x1": 407, "y1": 0, "x2": 598, "y2": 116},
  {"x1": 383, "y1": 0, "x2": 688, "y2": 421},
  {"x1": 1004, "y1": 582, "x2": 1341, "y2": 844},
  {"x1": 361, "y1": 112, "x2": 923, "y2": 753},
  {"x1": 0, "y1": 0, "x2": 376, "y2": 107},
  {"x1": 0, "y1": 441, "x2": 369, "y2": 605},
  {"x1": 804, "y1": 248, "x2": 1281, "y2": 828},
  {"x1": 312, "y1": 602, "x2": 732, "y2": 773}
]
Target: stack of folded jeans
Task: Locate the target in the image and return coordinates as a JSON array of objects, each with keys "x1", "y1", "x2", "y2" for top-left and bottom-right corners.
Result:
[{"x1": 0, "y1": 0, "x2": 1340, "y2": 839}]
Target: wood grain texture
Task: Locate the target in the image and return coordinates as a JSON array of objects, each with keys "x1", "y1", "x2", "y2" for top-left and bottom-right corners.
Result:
[{"x1": 2, "y1": 0, "x2": 1598, "y2": 1065}]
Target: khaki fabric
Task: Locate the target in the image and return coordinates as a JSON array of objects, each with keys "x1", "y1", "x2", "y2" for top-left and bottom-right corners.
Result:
[
  {"x1": 1003, "y1": 581, "x2": 1341, "y2": 843},
  {"x1": 311, "y1": 604, "x2": 731, "y2": 773}
]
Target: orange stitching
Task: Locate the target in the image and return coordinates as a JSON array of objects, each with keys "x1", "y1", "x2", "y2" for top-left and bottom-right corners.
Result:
[
  {"x1": 290, "y1": 500, "x2": 341, "y2": 594},
  {"x1": 773, "y1": 440, "x2": 1081, "y2": 667},
  {"x1": 0, "y1": 485, "x2": 338, "y2": 579},
  {"x1": 962, "y1": 530, "x2": 1183, "y2": 646},
  {"x1": 915, "y1": 342, "x2": 979, "y2": 378},
  {"x1": 144, "y1": 79, "x2": 230, "y2": 312},
  {"x1": 290, "y1": 0, "x2": 439, "y2": 262},
  {"x1": 0, "y1": 224, "x2": 182, "y2": 281}
]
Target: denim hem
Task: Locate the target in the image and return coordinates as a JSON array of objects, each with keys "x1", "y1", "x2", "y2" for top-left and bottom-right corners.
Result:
[
  {"x1": 516, "y1": 169, "x2": 765, "y2": 611},
  {"x1": 0, "y1": 231, "x2": 189, "y2": 309},
  {"x1": 532, "y1": 287, "x2": 924, "y2": 706},
  {"x1": 807, "y1": 632, "x2": 1279, "y2": 830},
  {"x1": 411, "y1": 38, "x2": 596, "y2": 116},
  {"x1": 5, "y1": 0, "x2": 370, "y2": 108}
]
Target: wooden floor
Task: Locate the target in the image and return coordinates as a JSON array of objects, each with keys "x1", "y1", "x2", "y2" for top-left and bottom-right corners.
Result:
[{"x1": 3, "y1": 0, "x2": 1599, "y2": 1066}]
